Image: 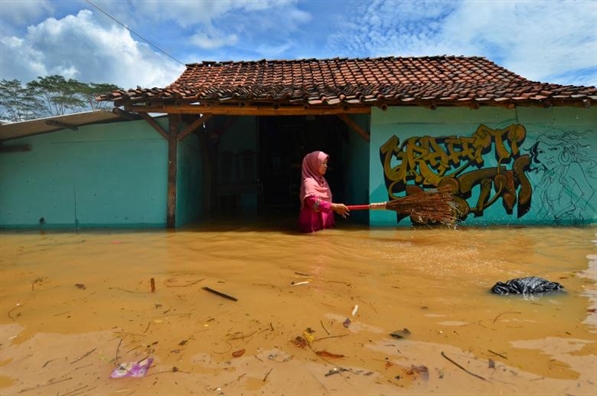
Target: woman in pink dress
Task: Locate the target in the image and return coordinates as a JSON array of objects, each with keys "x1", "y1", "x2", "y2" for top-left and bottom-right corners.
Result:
[{"x1": 298, "y1": 151, "x2": 350, "y2": 233}]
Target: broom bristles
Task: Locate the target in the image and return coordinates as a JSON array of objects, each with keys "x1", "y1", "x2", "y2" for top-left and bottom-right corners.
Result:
[{"x1": 385, "y1": 187, "x2": 457, "y2": 225}]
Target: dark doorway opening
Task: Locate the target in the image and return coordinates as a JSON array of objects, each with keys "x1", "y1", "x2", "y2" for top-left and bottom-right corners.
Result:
[{"x1": 258, "y1": 115, "x2": 348, "y2": 213}]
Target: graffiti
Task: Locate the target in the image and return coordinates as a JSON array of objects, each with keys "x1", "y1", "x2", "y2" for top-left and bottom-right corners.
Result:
[
  {"x1": 380, "y1": 124, "x2": 532, "y2": 222},
  {"x1": 528, "y1": 129, "x2": 596, "y2": 223}
]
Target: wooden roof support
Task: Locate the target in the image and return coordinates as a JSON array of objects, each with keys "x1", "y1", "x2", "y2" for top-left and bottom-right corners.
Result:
[
  {"x1": 45, "y1": 120, "x2": 78, "y2": 131},
  {"x1": 166, "y1": 114, "x2": 180, "y2": 229},
  {"x1": 337, "y1": 113, "x2": 370, "y2": 142},
  {"x1": 127, "y1": 103, "x2": 371, "y2": 116},
  {"x1": 112, "y1": 107, "x2": 140, "y2": 120},
  {"x1": 138, "y1": 112, "x2": 169, "y2": 140},
  {"x1": 177, "y1": 114, "x2": 213, "y2": 141},
  {"x1": 0, "y1": 144, "x2": 31, "y2": 153}
]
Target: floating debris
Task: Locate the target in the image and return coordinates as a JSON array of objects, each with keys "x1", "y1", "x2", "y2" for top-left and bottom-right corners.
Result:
[
  {"x1": 389, "y1": 328, "x2": 411, "y2": 339},
  {"x1": 315, "y1": 350, "x2": 344, "y2": 359},
  {"x1": 110, "y1": 357, "x2": 153, "y2": 378},
  {"x1": 293, "y1": 336, "x2": 308, "y2": 348},
  {"x1": 202, "y1": 286, "x2": 238, "y2": 302}
]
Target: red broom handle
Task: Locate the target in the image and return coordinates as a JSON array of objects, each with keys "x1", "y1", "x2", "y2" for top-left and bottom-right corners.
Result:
[
  {"x1": 346, "y1": 202, "x2": 387, "y2": 210},
  {"x1": 346, "y1": 204, "x2": 372, "y2": 210}
]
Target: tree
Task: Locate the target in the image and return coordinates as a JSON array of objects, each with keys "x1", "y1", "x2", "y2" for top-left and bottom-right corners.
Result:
[
  {"x1": 28, "y1": 75, "x2": 88, "y2": 117},
  {"x1": 0, "y1": 79, "x2": 42, "y2": 121},
  {"x1": 81, "y1": 82, "x2": 121, "y2": 111},
  {"x1": 0, "y1": 76, "x2": 122, "y2": 122}
]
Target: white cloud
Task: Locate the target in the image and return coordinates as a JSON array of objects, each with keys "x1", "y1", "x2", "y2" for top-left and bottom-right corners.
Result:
[
  {"x1": 190, "y1": 30, "x2": 239, "y2": 50},
  {"x1": 0, "y1": 0, "x2": 594, "y2": 91},
  {"x1": 128, "y1": 0, "x2": 308, "y2": 53},
  {"x1": 0, "y1": 10, "x2": 184, "y2": 89},
  {"x1": 326, "y1": 0, "x2": 597, "y2": 86},
  {"x1": 0, "y1": 0, "x2": 53, "y2": 26},
  {"x1": 130, "y1": 0, "x2": 299, "y2": 28}
]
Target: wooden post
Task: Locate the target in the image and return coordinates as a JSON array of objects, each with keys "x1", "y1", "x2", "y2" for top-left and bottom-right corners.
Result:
[
  {"x1": 167, "y1": 114, "x2": 180, "y2": 228},
  {"x1": 337, "y1": 114, "x2": 370, "y2": 142}
]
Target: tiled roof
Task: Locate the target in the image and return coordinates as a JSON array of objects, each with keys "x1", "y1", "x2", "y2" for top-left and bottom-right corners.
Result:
[{"x1": 99, "y1": 56, "x2": 597, "y2": 109}]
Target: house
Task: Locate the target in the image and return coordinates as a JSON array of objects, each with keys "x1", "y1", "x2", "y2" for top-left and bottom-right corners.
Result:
[{"x1": 1, "y1": 56, "x2": 596, "y2": 229}]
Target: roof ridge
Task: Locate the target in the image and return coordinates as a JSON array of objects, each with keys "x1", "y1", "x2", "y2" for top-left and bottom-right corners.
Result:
[{"x1": 184, "y1": 55, "x2": 489, "y2": 67}]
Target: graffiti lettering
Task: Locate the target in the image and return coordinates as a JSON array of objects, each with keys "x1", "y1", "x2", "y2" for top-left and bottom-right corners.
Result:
[{"x1": 380, "y1": 124, "x2": 532, "y2": 222}]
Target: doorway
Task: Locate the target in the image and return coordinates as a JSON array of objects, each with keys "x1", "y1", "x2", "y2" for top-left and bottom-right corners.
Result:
[{"x1": 258, "y1": 115, "x2": 348, "y2": 212}]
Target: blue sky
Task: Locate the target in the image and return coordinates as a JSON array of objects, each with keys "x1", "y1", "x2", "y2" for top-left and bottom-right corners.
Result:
[{"x1": 1, "y1": 0, "x2": 596, "y2": 90}]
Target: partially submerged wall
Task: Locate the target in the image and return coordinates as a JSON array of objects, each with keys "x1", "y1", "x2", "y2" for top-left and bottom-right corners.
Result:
[
  {"x1": 0, "y1": 119, "x2": 169, "y2": 228},
  {"x1": 369, "y1": 106, "x2": 597, "y2": 227}
]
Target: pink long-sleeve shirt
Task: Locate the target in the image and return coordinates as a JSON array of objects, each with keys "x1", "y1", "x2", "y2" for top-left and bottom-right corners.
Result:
[{"x1": 298, "y1": 195, "x2": 335, "y2": 233}]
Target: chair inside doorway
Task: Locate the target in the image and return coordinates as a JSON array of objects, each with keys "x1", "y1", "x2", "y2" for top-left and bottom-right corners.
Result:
[{"x1": 217, "y1": 149, "x2": 263, "y2": 213}]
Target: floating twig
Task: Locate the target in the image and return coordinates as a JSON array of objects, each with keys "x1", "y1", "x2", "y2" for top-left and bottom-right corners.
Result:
[
  {"x1": 115, "y1": 339, "x2": 122, "y2": 363},
  {"x1": 313, "y1": 334, "x2": 349, "y2": 343},
  {"x1": 111, "y1": 287, "x2": 149, "y2": 294},
  {"x1": 493, "y1": 311, "x2": 521, "y2": 324},
  {"x1": 202, "y1": 286, "x2": 238, "y2": 301},
  {"x1": 71, "y1": 348, "x2": 96, "y2": 365},
  {"x1": 227, "y1": 330, "x2": 257, "y2": 341},
  {"x1": 166, "y1": 279, "x2": 204, "y2": 287},
  {"x1": 263, "y1": 368, "x2": 273, "y2": 382},
  {"x1": 142, "y1": 322, "x2": 151, "y2": 334},
  {"x1": 320, "y1": 320, "x2": 330, "y2": 335},
  {"x1": 7, "y1": 304, "x2": 22, "y2": 321},
  {"x1": 150, "y1": 278, "x2": 156, "y2": 293},
  {"x1": 488, "y1": 349, "x2": 507, "y2": 359},
  {"x1": 440, "y1": 351, "x2": 486, "y2": 381}
]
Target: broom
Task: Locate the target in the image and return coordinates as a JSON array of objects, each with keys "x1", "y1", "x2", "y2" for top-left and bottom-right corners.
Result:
[{"x1": 346, "y1": 187, "x2": 457, "y2": 225}]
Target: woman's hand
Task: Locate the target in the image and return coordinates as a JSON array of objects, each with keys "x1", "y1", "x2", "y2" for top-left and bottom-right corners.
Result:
[{"x1": 332, "y1": 203, "x2": 350, "y2": 218}]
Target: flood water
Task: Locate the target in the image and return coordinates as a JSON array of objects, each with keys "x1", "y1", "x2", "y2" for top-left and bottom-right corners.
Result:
[{"x1": 0, "y1": 217, "x2": 596, "y2": 396}]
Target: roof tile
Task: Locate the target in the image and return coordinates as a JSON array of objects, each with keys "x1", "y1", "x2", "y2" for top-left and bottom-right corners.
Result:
[{"x1": 98, "y1": 56, "x2": 597, "y2": 108}]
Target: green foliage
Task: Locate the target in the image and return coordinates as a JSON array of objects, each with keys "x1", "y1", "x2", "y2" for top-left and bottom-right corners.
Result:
[{"x1": 0, "y1": 76, "x2": 122, "y2": 122}]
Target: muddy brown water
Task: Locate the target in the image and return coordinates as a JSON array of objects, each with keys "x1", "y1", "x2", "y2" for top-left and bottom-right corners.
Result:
[{"x1": 0, "y1": 218, "x2": 595, "y2": 395}]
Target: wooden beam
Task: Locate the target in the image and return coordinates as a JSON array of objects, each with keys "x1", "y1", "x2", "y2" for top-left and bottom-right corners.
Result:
[
  {"x1": 138, "y1": 112, "x2": 169, "y2": 140},
  {"x1": 166, "y1": 114, "x2": 180, "y2": 229},
  {"x1": 337, "y1": 114, "x2": 370, "y2": 142},
  {"x1": 126, "y1": 104, "x2": 371, "y2": 116},
  {"x1": 45, "y1": 120, "x2": 78, "y2": 130},
  {"x1": 0, "y1": 144, "x2": 31, "y2": 153},
  {"x1": 112, "y1": 107, "x2": 140, "y2": 120},
  {"x1": 177, "y1": 114, "x2": 213, "y2": 141}
]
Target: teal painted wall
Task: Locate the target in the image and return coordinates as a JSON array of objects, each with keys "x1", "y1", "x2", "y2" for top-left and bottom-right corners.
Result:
[
  {"x1": 176, "y1": 133, "x2": 202, "y2": 227},
  {"x1": 342, "y1": 114, "x2": 370, "y2": 224},
  {"x1": 369, "y1": 106, "x2": 597, "y2": 227},
  {"x1": 0, "y1": 118, "x2": 168, "y2": 228}
]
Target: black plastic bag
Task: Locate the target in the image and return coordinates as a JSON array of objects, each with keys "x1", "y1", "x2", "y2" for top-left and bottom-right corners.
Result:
[{"x1": 491, "y1": 276, "x2": 564, "y2": 295}]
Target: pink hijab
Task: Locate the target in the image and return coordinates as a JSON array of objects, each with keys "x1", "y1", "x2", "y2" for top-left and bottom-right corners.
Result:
[{"x1": 300, "y1": 151, "x2": 332, "y2": 207}]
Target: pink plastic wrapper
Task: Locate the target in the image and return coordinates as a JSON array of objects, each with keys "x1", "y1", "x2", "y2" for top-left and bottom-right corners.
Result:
[{"x1": 110, "y1": 357, "x2": 153, "y2": 378}]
